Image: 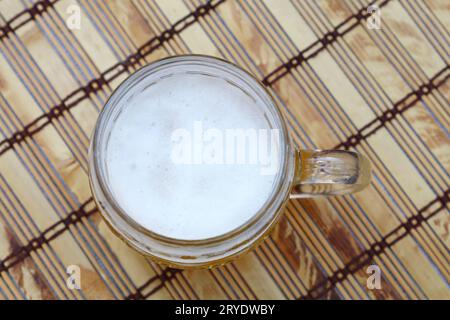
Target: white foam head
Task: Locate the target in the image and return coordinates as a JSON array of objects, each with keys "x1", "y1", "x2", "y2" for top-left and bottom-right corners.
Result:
[{"x1": 105, "y1": 66, "x2": 281, "y2": 240}]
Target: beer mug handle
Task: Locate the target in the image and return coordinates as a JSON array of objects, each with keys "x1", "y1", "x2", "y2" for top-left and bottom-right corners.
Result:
[{"x1": 290, "y1": 150, "x2": 371, "y2": 198}]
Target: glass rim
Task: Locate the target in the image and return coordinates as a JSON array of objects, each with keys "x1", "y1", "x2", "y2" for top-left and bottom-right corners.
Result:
[{"x1": 89, "y1": 54, "x2": 293, "y2": 246}]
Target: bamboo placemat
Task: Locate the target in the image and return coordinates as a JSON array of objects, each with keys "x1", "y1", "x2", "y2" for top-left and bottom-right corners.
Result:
[{"x1": 0, "y1": 0, "x2": 449, "y2": 300}]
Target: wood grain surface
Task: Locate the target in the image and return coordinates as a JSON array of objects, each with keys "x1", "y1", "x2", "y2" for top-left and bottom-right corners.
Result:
[{"x1": 0, "y1": 0, "x2": 448, "y2": 300}]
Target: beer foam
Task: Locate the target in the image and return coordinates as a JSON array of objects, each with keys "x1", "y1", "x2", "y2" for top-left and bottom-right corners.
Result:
[{"x1": 106, "y1": 72, "x2": 280, "y2": 240}]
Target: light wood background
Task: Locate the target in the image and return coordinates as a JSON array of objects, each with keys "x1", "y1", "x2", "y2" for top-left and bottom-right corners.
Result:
[{"x1": 0, "y1": 0, "x2": 448, "y2": 299}]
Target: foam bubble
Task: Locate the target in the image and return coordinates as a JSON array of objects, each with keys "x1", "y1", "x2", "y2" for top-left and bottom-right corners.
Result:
[{"x1": 106, "y1": 73, "x2": 279, "y2": 240}]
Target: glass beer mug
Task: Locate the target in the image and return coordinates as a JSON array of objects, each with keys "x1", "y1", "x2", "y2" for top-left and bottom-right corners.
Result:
[{"x1": 89, "y1": 55, "x2": 371, "y2": 269}]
